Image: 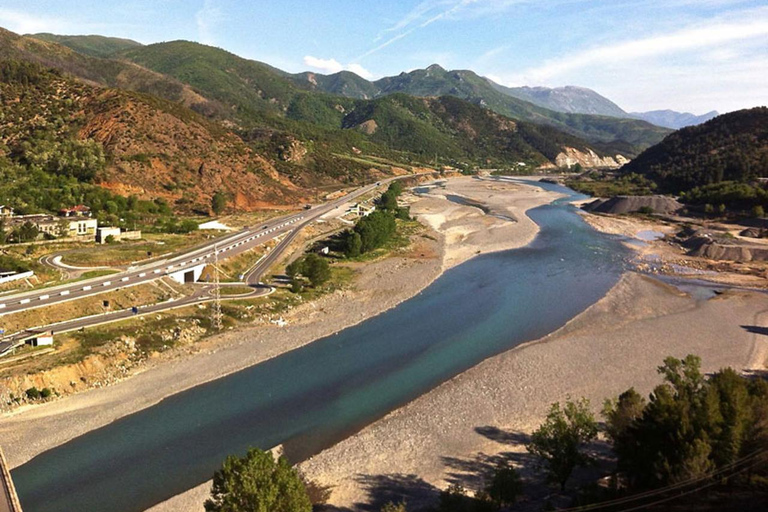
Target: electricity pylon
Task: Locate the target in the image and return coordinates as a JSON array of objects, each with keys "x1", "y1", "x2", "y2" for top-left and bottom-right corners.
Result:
[{"x1": 211, "y1": 244, "x2": 222, "y2": 330}]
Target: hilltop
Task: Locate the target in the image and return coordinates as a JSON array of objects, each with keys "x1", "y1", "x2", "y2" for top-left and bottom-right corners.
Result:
[
  {"x1": 621, "y1": 107, "x2": 768, "y2": 193},
  {"x1": 29, "y1": 33, "x2": 143, "y2": 58}
]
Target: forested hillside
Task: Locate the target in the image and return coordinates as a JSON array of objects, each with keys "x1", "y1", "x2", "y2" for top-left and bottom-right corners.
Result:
[{"x1": 621, "y1": 108, "x2": 768, "y2": 193}]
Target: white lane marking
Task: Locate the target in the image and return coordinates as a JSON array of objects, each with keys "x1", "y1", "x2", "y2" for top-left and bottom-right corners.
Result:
[
  {"x1": 139, "y1": 273, "x2": 146, "y2": 277},
  {"x1": 60, "y1": 290, "x2": 70, "y2": 296},
  {"x1": 0, "y1": 304, "x2": 5, "y2": 309},
  {"x1": 154, "y1": 269, "x2": 162, "y2": 274},
  {"x1": 83, "y1": 286, "x2": 92, "y2": 291},
  {"x1": 121, "y1": 277, "x2": 129, "y2": 282},
  {"x1": 103, "y1": 281, "x2": 111, "y2": 286},
  {"x1": 39, "y1": 295, "x2": 49, "y2": 300},
  {"x1": 20, "y1": 299, "x2": 30, "y2": 304}
]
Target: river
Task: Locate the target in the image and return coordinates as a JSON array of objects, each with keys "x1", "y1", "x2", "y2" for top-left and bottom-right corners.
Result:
[{"x1": 12, "y1": 180, "x2": 630, "y2": 512}]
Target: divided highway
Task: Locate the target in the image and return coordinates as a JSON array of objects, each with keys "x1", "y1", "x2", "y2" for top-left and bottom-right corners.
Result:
[
  {"x1": 0, "y1": 175, "x2": 424, "y2": 355},
  {"x1": 0, "y1": 178, "x2": 394, "y2": 317}
]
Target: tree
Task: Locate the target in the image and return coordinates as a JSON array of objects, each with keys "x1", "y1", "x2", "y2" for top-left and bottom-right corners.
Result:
[
  {"x1": 212, "y1": 191, "x2": 227, "y2": 216},
  {"x1": 344, "y1": 231, "x2": 362, "y2": 258},
  {"x1": 484, "y1": 462, "x2": 523, "y2": 507},
  {"x1": 753, "y1": 205, "x2": 765, "y2": 218},
  {"x1": 527, "y1": 398, "x2": 599, "y2": 490},
  {"x1": 603, "y1": 388, "x2": 645, "y2": 444},
  {"x1": 204, "y1": 448, "x2": 311, "y2": 512},
  {"x1": 302, "y1": 253, "x2": 331, "y2": 287},
  {"x1": 381, "y1": 502, "x2": 407, "y2": 512}
]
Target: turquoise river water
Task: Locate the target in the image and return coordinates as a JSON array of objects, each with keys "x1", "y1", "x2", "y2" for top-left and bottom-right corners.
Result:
[{"x1": 12, "y1": 180, "x2": 630, "y2": 511}]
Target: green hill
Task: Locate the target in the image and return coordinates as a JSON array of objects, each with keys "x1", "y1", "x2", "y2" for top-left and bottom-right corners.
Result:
[
  {"x1": 0, "y1": 28, "x2": 214, "y2": 112},
  {"x1": 30, "y1": 33, "x2": 143, "y2": 58},
  {"x1": 621, "y1": 107, "x2": 768, "y2": 193},
  {"x1": 341, "y1": 94, "x2": 603, "y2": 167}
]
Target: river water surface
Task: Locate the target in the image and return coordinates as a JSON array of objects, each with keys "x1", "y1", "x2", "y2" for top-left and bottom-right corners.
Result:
[{"x1": 12, "y1": 180, "x2": 630, "y2": 512}]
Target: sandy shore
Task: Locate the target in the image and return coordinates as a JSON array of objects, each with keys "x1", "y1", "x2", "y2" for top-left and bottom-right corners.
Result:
[
  {"x1": 0, "y1": 177, "x2": 561, "y2": 510},
  {"x1": 297, "y1": 273, "x2": 768, "y2": 510},
  {"x1": 411, "y1": 177, "x2": 561, "y2": 269}
]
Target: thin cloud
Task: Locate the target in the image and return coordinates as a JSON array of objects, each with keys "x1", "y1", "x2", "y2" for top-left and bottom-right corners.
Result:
[
  {"x1": 360, "y1": 0, "x2": 481, "y2": 60},
  {"x1": 511, "y1": 13, "x2": 768, "y2": 83},
  {"x1": 0, "y1": 8, "x2": 68, "y2": 34},
  {"x1": 303, "y1": 56, "x2": 373, "y2": 79},
  {"x1": 195, "y1": 0, "x2": 223, "y2": 45}
]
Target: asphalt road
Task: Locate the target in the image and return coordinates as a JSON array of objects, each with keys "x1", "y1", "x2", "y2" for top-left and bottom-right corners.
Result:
[
  {"x1": 0, "y1": 174, "x2": 429, "y2": 355},
  {"x1": 0, "y1": 177, "x2": 397, "y2": 317}
]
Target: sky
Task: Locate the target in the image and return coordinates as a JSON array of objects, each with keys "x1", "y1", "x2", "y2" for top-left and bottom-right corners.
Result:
[{"x1": 1, "y1": 0, "x2": 766, "y2": 114}]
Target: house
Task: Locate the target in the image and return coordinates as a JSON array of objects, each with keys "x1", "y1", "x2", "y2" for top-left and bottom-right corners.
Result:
[
  {"x1": 6, "y1": 215, "x2": 62, "y2": 236},
  {"x1": 346, "y1": 203, "x2": 375, "y2": 217},
  {"x1": 59, "y1": 205, "x2": 92, "y2": 217},
  {"x1": 0, "y1": 205, "x2": 13, "y2": 217},
  {"x1": 66, "y1": 217, "x2": 98, "y2": 237},
  {"x1": 5, "y1": 215, "x2": 98, "y2": 238}
]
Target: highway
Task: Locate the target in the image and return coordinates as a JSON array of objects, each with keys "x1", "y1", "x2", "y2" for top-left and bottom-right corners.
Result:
[
  {"x1": 0, "y1": 178, "x2": 395, "y2": 317},
  {"x1": 0, "y1": 174, "x2": 429, "y2": 356}
]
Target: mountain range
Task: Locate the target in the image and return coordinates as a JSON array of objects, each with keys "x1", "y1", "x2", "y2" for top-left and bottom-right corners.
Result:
[{"x1": 0, "y1": 29, "x2": 725, "y2": 213}]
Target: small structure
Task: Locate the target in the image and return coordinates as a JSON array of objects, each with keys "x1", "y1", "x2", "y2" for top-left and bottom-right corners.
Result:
[
  {"x1": 25, "y1": 330, "x2": 54, "y2": 347},
  {"x1": 68, "y1": 217, "x2": 98, "y2": 237},
  {"x1": 168, "y1": 263, "x2": 206, "y2": 284},
  {"x1": 318, "y1": 246, "x2": 330, "y2": 255},
  {"x1": 0, "y1": 269, "x2": 34, "y2": 285},
  {"x1": 59, "y1": 205, "x2": 92, "y2": 217},
  {"x1": 96, "y1": 226, "x2": 121, "y2": 244},
  {"x1": 0, "y1": 445, "x2": 23, "y2": 512},
  {"x1": 0, "y1": 205, "x2": 13, "y2": 217},
  {"x1": 346, "y1": 203, "x2": 375, "y2": 217},
  {"x1": 96, "y1": 227, "x2": 142, "y2": 244}
]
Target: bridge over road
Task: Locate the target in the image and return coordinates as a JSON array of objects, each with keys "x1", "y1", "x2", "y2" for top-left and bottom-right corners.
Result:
[{"x1": 0, "y1": 446, "x2": 22, "y2": 512}]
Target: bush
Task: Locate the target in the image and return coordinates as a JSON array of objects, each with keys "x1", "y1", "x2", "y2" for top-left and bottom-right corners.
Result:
[
  {"x1": 527, "y1": 398, "x2": 599, "y2": 490},
  {"x1": 104, "y1": 234, "x2": 116, "y2": 244},
  {"x1": 204, "y1": 448, "x2": 311, "y2": 512},
  {"x1": 25, "y1": 387, "x2": 40, "y2": 400},
  {"x1": 485, "y1": 463, "x2": 523, "y2": 507},
  {"x1": 40, "y1": 388, "x2": 52, "y2": 399}
]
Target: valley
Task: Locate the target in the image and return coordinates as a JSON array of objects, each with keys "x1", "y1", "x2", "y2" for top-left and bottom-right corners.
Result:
[{"x1": 0, "y1": 6, "x2": 766, "y2": 511}]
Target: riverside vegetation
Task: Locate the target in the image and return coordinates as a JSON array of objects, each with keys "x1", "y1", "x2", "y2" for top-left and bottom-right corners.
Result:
[{"x1": 206, "y1": 354, "x2": 768, "y2": 511}]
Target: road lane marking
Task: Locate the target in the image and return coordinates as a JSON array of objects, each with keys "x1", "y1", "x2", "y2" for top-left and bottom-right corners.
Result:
[
  {"x1": 83, "y1": 286, "x2": 92, "y2": 290},
  {"x1": 20, "y1": 299, "x2": 30, "y2": 304},
  {"x1": 121, "y1": 277, "x2": 129, "y2": 282},
  {"x1": 103, "y1": 281, "x2": 111, "y2": 286},
  {"x1": 39, "y1": 295, "x2": 49, "y2": 300},
  {"x1": 60, "y1": 290, "x2": 70, "y2": 296}
]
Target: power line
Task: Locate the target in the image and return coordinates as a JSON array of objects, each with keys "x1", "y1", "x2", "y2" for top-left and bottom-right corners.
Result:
[{"x1": 563, "y1": 449, "x2": 767, "y2": 512}]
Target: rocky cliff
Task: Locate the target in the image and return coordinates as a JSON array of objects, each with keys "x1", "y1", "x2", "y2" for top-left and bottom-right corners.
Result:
[{"x1": 554, "y1": 147, "x2": 629, "y2": 169}]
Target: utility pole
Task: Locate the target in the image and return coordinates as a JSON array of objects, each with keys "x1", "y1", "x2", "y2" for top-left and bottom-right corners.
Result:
[{"x1": 212, "y1": 244, "x2": 222, "y2": 330}]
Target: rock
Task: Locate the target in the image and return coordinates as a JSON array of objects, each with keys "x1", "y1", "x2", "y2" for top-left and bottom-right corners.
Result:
[{"x1": 554, "y1": 146, "x2": 626, "y2": 169}]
